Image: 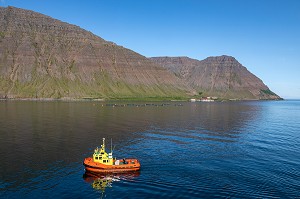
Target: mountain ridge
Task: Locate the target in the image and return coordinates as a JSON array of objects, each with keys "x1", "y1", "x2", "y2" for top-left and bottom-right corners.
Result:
[
  {"x1": 0, "y1": 6, "x2": 193, "y2": 99},
  {"x1": 150, "y1": 55, "x2": 281, "y2": 100},
  {"x1": 0, "y1": 6, "x2": 280, "y2": 100}
]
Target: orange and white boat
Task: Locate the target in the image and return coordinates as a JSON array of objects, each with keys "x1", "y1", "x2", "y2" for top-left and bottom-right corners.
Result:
[{"x1": 83, "y1": 138, "x2": 141, "y2": 173}]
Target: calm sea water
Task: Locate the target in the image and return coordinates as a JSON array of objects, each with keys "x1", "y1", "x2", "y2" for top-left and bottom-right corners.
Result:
[{"x1": 0, "y1": 100, "x2": 299, "y2": 198}]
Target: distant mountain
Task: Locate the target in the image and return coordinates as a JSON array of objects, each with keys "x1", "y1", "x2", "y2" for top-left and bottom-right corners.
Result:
[
  {"x1": 0, "y1": 6, "x2": 281, "y2": 100},
  {"x1": 0, "y1": 6, "x2": 193, "y2": 99},
  {"x1": 150, "y1": 56, "x2": 281, "y2": 100}
]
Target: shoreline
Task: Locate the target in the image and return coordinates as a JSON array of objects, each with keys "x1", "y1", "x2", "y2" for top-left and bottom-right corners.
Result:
[
  {"x1": 0, "y1": 97, "x2": 284, "y2": 102},
  {"x1": 0, "y1": 98, "x2": 105, "y2": 102}
]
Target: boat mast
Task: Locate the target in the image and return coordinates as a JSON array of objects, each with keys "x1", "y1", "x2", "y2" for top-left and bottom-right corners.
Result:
[
  {"x1": 111, "y1": 138, "x2": 112, "y2": 154},
  {"x1": 102, "y1": 138, "x2": 105, "y2": 150}
]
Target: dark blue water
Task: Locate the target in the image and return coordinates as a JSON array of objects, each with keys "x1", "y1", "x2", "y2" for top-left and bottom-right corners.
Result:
[{"x1": 0, "y1": 100, "x2": 299, "y2": 198}]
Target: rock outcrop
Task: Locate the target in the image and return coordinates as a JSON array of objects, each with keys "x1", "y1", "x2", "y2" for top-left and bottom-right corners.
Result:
[
  {"x1": 0, "y1": 6, "x2": 192, "y2": 99},
  {"x1": 150, "y1": 56, "x2": 281, "y2": 100}
]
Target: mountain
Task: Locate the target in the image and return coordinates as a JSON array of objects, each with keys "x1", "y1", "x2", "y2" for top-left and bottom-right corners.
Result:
[
  {"x1": 150, "y1": 56, "x2": 281, "y2": 100},
  {"x1": 0, "y1": 6, "x2": 193, "y2": 99}
]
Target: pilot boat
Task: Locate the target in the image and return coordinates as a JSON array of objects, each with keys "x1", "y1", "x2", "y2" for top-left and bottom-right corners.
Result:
[{"x1": 83, "y1": 138, "x2": 141, "y2": 173}]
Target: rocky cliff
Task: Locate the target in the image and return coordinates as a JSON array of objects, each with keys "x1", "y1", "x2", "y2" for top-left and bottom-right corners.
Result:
[
  {"x1": 150, "y1": 56, "x2": 281, "y2": 100},
  {"x1": 0, "y1": 6, "x2": 192, "y2": 99}
]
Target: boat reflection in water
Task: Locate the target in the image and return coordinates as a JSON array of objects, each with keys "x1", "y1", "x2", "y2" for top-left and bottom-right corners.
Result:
[{"x1": 83, "y1": 171, "x2": 140, "y2": 196}]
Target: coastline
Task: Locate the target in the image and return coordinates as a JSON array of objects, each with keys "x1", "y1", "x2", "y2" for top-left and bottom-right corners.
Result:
[
  {"x1": 0, "y1": 97, "x2": 284, "y2": 102},
  {"x1": 0, "y1": 97, "x2": 105, "y2": 102}
]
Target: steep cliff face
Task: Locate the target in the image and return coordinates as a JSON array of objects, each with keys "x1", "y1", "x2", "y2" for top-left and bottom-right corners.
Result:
[
  {"x1": 0, "y1": 6, "x2": 192, "y2": 99},
  {"x1": 150, "y1": 56, "x2": 281, "y2": 99}
]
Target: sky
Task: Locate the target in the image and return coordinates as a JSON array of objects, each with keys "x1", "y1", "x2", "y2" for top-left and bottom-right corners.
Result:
[{"x1": 1, "y1": 0, "x2": 300, "y2": 99}]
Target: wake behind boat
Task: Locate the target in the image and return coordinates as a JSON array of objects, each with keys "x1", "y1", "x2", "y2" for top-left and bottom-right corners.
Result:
[{"x1": 83, "y1": 138, "x2": 141, "y2": 173}]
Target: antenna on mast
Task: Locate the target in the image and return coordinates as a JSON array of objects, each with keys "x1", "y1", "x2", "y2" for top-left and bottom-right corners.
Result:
[{"x1": 111, "y1": 138, "x2": 113, "y2": 153}]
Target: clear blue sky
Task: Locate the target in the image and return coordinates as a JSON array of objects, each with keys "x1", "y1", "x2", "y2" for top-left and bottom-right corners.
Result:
[{"x1": 1, "y1": 0, "x2": 299, "y2": 99}]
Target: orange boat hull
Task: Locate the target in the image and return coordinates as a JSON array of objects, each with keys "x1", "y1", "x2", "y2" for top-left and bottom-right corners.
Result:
[{"x1": 83, "y1": 157, "x2": 141, "y2": 173}]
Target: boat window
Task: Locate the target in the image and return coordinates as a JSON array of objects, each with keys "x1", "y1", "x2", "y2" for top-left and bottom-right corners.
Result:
[
  {"x1": 103, "y1": 160, "x2": 106, "y2": 163},
  {"x1": 95, "y1": 156, "x2": 98, "y2": 159}
]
